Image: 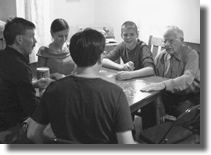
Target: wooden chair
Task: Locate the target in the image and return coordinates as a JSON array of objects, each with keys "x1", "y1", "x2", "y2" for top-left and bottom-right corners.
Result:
[
  {"x1": 148, "y1": 35, "x2": 164, "y2": 59},
  {"x1": 138, "y1": 104, "x2": 200, "y2": 144}
]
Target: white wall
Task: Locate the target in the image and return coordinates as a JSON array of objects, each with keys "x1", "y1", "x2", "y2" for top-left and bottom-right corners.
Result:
[
  {"x1": 94, "y1": 0, "x2": 200, "y2": 44},
  {"x1": 50, "y1": 0, "x2": 199, "y2": 44},
  {"x1": 51, "y1": 0, "x2": 95, "y2": 40}
]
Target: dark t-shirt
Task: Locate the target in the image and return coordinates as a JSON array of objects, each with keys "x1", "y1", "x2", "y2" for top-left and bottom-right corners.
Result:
[
  {"x1": 32, "y1": 76, "x2": 134, "y2": 144},
  {"x1": 0, "y1": 47, "x2": 38, "y2": 130},
  {"x1": 105, "y1": 39, "x2": 155, "y2": 70}
]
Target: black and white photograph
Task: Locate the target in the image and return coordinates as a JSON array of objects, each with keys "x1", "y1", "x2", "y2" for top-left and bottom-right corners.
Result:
[{"x1": 0, "y1": 0, "x2": 208, "y2": 154}]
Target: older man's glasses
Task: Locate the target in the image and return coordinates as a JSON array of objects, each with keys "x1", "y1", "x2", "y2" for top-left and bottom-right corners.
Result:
[{"x1": 162, "y1": 39, "x2": 179, "y2": 45}]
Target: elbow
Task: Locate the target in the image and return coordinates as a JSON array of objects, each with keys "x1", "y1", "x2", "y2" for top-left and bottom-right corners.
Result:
[
  {"x1": 151, "y1": 67, "x2": 155, "y2": 75},
  {"x1": 148, "y1": 67, "x2": 155, "y2": 76}
]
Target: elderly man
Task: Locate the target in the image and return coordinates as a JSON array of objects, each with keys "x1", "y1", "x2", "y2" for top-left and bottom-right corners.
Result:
[{"x1": 141, "y1": 26, "x2": 200, "y2": 129}]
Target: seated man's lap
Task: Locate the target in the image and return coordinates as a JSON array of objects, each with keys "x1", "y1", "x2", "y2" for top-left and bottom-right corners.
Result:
[{"x1": 162, "y1": 92, "x2": 200, "y2": 117}]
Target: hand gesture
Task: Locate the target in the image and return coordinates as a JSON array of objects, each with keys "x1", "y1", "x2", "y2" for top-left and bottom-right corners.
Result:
[{"x1": 121, "y1": 61, "x2": 134, "y2": 71}]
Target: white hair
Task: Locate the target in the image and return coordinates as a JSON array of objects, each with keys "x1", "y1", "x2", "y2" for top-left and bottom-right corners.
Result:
[{"x1": 166, "y1": 25, "x2": 184, "y2": 42}]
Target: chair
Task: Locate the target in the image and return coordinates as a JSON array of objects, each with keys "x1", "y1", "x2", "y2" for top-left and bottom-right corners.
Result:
[
  {"x1": 138, "y1": 104, "x2": 200, "y2": 144},
  {"x1": 148, "y1": 35, "x2": 164, "y2": 59}
]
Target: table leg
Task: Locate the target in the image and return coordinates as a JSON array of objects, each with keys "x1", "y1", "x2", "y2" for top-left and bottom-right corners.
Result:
[{"x1": 155, "y1": 94, "x2": 165, "y2": 124}]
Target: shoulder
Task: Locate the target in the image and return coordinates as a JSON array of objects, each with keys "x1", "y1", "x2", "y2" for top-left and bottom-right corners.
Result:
[
  {"x1": 183, "y1": 44, "x2": 198, "y2": 56},
  {"x1": 114, "y1": 42, "x2": 125, "y2": 51},
  {"x1": 136, "y1": 40, "x2": 151, "y2": 53},
  {"x1": 137, "y1": 39, "x2": 149, "y2": 48}
]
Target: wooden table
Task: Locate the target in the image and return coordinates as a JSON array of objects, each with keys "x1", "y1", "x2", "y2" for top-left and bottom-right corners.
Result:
[
  {"x1": 99, "y1": 67, "x2": 167, "y2": 124},
  {"x1": 37, "y1": 67, "x2": 167, "y2": 125}
]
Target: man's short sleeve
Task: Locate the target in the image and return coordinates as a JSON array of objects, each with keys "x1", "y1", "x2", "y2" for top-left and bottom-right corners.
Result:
[
  {"x1": 141, "y1": 46, "x2": 155, "y2": 68},
  {"x1": 114, "y1": 90, "x2": 134, "y2": 132}
]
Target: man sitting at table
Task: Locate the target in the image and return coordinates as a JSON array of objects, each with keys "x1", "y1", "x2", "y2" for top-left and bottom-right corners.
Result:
[
  {"x1": 140, "y1": 26, "x2": 200, "y2": 129},
  {"x1": 102, "y1": 21, "x2": 155, "y2": 80},
  {"x1": 27, "y1": 28, "x2": 136, "y2": 144},
  {"x1": 0, "y1": 17, "x2": 51, "y2": 143}
]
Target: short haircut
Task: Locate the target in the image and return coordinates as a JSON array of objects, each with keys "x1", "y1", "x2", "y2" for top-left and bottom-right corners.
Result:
[
  {"x1": 69, "y1": 28, "x2": 105, "y2": 67},
  {"x1": 166, "y1": 25, "x2": 184, "y2": 41},
  {"x1": 3, "y1": 17, "x2": 35, "y2": 45},
  {"x1": 121, "y1": 21, "x2": 138, "y2": 34},
  {"x1": 50, "y1": 18, "x2": 69, "y2": 33}
]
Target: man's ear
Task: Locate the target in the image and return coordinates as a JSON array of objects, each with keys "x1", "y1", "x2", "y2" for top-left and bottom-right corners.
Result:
[
  {"x1": 50, "y1": 31, "x2": 54, "y2": 38},
  {"x1": 137, "y1": 31, "x2": 139, "y2": 38},
  {"x1": 121, "y1": 34, "x2": 123, "y2": 39},
  {"x1": 99, "y1": 53, "x2": 103, "y2": 64},
  {"x1": 97, "y1": 53, "x2": 104, "y2": 65},
  {"x1": 15, "y1": 35, "x2": 23, "y2": 45}
]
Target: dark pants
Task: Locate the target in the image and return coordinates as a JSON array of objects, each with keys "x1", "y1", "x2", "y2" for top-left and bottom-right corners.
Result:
[{"x1": 141, "y1": 92, "x2": 200, "y2": 130}]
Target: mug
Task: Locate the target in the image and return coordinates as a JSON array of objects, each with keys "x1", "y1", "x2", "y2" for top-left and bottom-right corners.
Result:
[{"x1": 36, "y1": 67, "x2": 50, "y2": 79}]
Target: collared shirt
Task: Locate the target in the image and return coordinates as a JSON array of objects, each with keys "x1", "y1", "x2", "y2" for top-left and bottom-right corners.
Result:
[
  {"x1": 105, "y1": 39, "x2": 155, "y2": 70},
  {"x1": 0, "y1": 46, "x2": 38, "y2": 130},
  {"x1": 155, "y1": 44, "x2": 200, "y2": 94}
]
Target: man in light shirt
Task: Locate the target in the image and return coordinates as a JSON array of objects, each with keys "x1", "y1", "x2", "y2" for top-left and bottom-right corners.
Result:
[{"x1": 141, "y1": 26, "x2": 200, "y2": 129}]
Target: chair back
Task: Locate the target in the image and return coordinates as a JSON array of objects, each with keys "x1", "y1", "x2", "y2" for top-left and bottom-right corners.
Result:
[
  {"x1": 158, "y1": 104, "x2": 200, "y2": 143},
  {"x1": 174, "y1": 104, "x2": 200, "y2": 126},
  {"x1": 148, "y1": 35, "x2": 164, "y2": 58}
]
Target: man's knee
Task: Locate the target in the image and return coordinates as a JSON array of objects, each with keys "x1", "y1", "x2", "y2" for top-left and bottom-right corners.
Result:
[{"x1": 174, "y1": 100, "x2": 196, "y2": 117}]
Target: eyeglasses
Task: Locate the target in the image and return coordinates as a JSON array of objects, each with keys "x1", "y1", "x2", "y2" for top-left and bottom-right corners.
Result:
[{"x1": 162, "y1": 39, "x2": 179, "y2": 45}]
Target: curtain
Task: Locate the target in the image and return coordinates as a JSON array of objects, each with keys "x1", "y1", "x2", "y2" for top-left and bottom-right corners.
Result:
[{"x1": 24, "y1": 0, "x2": 51, "y2": 63}]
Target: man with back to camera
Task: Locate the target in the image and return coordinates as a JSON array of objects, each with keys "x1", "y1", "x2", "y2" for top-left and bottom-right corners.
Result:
[
  {"x1": 140, "y1": 26, "x2": 200, "y2": 129},
  {"x1": 27, "y1": 28, "x2": 136, "y2": 144},
  {"x1": 0, "y1": 17, "x2": 51, "y2": 143}
]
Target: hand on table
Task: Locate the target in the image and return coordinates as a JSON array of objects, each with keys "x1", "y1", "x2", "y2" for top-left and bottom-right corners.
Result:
[
  {"x1": 115, "y1": 71, "x2": 132, "y2": 81},
  {"x1": 140, "y1": 82, "x2": 166, "y2": 92},
  {"x1": 120, "y1": 61, "x2": 135, "y2": 71}
]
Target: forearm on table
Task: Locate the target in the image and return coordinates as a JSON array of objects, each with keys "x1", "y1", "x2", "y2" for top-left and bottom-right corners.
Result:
[
  {"x1": 102, "y1": 58, "x2": 122, "y2": 70},
  {"x1": 163, "y1": 73, "x2": 194, "y2": 93},
  {"x1": 130, "y1": 66, "x2": 154, "y2": 78}
]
